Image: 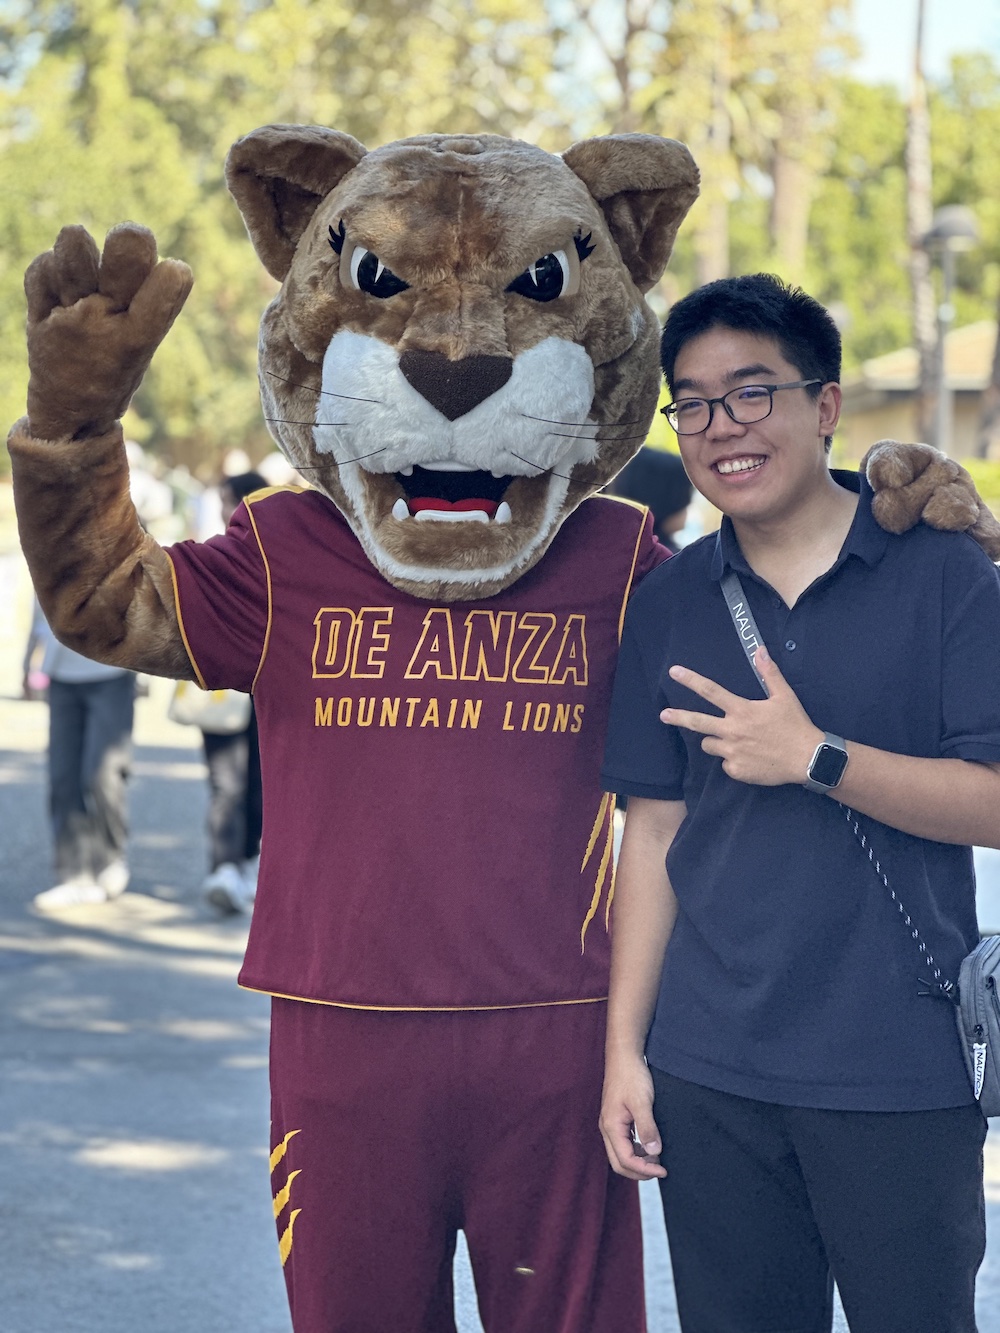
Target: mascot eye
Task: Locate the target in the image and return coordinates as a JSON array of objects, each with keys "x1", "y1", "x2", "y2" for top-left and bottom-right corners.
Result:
[
  {"x1": 349, "y1": 247, "x2": 410, "y2": 299},
  {"x1": 506, "y1": 250, "x2": 571, "y2": 302}
]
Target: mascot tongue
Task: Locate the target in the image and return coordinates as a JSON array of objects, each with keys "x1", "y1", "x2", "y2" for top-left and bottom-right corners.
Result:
[{"x1": 409, "y1": 496, "x2": 499, "y2": 516}]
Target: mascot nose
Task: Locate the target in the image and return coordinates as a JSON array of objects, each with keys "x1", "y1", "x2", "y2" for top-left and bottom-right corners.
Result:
[{"x1": 399, "y1": 350, "x2": 513, "y2": 422}]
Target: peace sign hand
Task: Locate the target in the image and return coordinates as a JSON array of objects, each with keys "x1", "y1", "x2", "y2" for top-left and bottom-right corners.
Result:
[{"x1": 661, "y1": 646, "x2": 824, "y2": 788}]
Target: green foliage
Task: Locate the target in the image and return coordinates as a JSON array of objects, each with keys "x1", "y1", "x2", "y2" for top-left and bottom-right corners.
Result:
[
  {"x1": 957, "y1": 458, "x2": 1000, "y2": 516},
  {"x1": 0, "y1": 0, "x2": 559, "y2": 475},
  {"x1": 805, "y1": 79, "x2": 912, "y2": 367}
]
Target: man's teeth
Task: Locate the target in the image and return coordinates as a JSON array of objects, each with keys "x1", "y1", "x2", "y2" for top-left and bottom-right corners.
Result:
[
  {"x1": 716, "y1": 457, "x2": 765, "y2": 475},
  {"x1": 390, "y1": 498, "x2": 513, "y2": 524}
]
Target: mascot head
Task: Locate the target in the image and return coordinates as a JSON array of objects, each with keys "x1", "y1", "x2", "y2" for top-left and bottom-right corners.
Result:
[{"x1": 226, "y1": 125, "x2": 699, "y2": 600}]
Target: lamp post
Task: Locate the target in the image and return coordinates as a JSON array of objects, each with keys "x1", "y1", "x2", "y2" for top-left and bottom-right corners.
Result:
[{"x1": 923, "y1": 205, "x2": 979, "y2": 454}]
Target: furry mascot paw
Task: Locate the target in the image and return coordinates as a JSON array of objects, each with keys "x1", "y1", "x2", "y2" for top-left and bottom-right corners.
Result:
[
  {"x1": 23, "y1": 222, "x2": 192, "y2": 441},
  {"x1": 863, "y1": 440, "x2": 1000, "y2": 562}
]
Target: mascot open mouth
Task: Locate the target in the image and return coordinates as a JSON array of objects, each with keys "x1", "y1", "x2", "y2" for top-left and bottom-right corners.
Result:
[{"x1": 392, "y1": 464, "x2": 515, "y2": 524}]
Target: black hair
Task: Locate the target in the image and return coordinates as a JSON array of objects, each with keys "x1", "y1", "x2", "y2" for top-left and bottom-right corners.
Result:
[
  {"x1": 611, "y1": 447, "x2": 692, "y2": 527},
  {"x1": 660, "y1": 273, "x2": 841, "y2": 402},
  {"x1": 222, "y1": 470, "x2": 268, "y2": 503}
]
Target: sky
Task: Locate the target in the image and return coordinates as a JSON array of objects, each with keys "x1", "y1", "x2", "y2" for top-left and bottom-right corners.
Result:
[{"x1": 852, "y1": 0, "x2": 1000, "y2": 87}]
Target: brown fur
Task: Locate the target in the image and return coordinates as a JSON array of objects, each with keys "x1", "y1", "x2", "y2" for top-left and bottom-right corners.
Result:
[
  {"x1": 9, "y1": 420, "x2": 194, "y2": 678},
  {"x1": 863, "y1": 441, "x2": 1000, "y2": 561}
]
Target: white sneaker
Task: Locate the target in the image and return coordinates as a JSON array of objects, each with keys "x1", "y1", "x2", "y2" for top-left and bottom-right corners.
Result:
[
  {"x1": 34, "y1": 876, "x2": 109, "y2": 910},
  {"x1": 203, "y1": 862, "x2": 253, "y2": 915},
  {"x1": 96, "y1": 859, "x2": 129, "y2": 898}
]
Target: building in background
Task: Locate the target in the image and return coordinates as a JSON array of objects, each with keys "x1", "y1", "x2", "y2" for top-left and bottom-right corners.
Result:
[{"x1": 838, "y1": 321, "x2": 996, "y2": 461}]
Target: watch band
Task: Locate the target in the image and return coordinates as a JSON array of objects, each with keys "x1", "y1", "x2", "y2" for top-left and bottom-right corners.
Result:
[{"x1": 803, "y1": 732, "x2": 849, "y2": 793}]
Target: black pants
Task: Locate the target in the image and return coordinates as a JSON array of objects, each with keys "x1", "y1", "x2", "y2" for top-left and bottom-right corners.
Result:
[
  {"x1": 201, "y1": 707, "x2": 262, "y2": 870},
  {"x1": 48, "y1": 674, "x2": 135, "y2": 880},
  {"x1": 650, "y1": 1067, "x2": 987, "y2": 1333}
]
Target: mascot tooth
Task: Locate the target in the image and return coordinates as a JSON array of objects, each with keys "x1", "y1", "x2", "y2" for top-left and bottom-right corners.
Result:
[{"x1": 10, "y1": 124, "x2": 1000, "y2": 1333}]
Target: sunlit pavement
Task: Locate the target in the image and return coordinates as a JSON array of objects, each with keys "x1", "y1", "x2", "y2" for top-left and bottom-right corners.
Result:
[{"x1": 1, "y1": 678, "x2": 998, "y2": 1332}]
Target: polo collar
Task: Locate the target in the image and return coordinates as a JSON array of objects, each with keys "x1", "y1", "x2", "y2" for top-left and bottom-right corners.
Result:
[{"x1": 709, "y1": 468, "x2": 889, "y2": 582}]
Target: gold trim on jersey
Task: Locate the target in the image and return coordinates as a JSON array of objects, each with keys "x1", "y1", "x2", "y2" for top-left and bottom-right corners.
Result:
[
  {"x1": 616, "y1": 502, "x2": 651, "y2": 642},
  {"x1": 165, "y1": 551, "x2": 208, "y2": 690},
  {"x1": 242, "y1": 987, "x2": 608, "y2": 1012},
  {"x1": 246, "y1": 484, "x2": 307, "y2": 503},
  {"x1": 243, "y1": 497, "x2": 275, "y2": 693}
]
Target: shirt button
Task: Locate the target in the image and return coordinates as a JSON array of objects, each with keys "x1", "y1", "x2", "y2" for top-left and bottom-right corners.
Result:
[{"x1": 785, "y1": 639, "x2": 797, "y2": 651}]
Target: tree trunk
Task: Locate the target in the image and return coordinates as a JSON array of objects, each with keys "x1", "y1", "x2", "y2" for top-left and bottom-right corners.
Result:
[
  {"x1": 693, "y1": 37, "x2": 731, "y2": 284},
  {"x1": 769, "y1": 117, "x2": 812, "y2": 284},
  {"x1": 978, "y1": 289, "x2": 1000, "y2": 459},
  {"x1": 906, "y1": 0, "x2": 937, "y2": 443}
]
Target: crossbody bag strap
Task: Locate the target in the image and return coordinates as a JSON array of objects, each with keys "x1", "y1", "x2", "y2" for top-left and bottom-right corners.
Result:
[{"x1": 718, "y1": 569, "x2": 957, "y2": 1002}]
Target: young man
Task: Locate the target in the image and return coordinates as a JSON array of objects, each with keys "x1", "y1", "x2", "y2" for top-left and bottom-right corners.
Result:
[{"x1": 599, "y1": 274, "x2": 1000, "y2": 1333}]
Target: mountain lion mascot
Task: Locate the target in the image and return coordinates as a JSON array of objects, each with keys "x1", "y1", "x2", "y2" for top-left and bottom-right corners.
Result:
[{"x1": 11, "y1": 125, "x2": 998, "y2": 1333}]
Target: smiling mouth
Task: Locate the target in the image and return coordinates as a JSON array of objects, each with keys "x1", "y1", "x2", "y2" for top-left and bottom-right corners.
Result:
[
  {"x1": 715, "y1": 456, "x2": 766, "y2": 476},
  {"x1": 391, "y1": 465, "x2": 516, "y2": 524}
]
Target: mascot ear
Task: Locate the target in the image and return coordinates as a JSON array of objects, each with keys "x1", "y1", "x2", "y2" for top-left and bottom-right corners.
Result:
[
  {"x1": 562, "y1": 134, "x2": 699, "y2": 293},
  {"x1": 226, "y1": 124, "x2": 368, "y2": 281}
]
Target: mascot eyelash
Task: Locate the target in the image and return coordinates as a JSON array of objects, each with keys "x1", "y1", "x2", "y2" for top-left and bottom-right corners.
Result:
[{"x1": 329, "y1": 221, "x2": 595, "y2": 268}]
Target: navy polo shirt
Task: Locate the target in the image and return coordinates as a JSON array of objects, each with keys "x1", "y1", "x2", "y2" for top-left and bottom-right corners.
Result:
[{"x1": 602, "y1": 475, "x2": 1000, "y2": 1111}]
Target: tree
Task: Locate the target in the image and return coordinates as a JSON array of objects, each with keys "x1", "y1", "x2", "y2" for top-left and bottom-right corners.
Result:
[
  {"x1": 0, "y1": 0, "x2": 561, "y2": 474},
  {"x1": 906, "y1": 0, "x2": 938, "y2": 442}
]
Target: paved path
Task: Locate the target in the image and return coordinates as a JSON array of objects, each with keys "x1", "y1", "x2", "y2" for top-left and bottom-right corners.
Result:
[{"x1": 1, "y1": 545, "x2": 998, "y2": 1330}]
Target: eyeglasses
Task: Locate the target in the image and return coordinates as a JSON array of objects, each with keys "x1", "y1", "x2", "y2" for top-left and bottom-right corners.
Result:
[{"x1": 660, "y1": 380, "x2": 823, "y2": 435}]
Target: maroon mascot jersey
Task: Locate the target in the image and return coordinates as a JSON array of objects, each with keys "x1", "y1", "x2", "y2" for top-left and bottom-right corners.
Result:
[{"x1": 167, "y1": 487, "x2": 664, "y2": 1010}]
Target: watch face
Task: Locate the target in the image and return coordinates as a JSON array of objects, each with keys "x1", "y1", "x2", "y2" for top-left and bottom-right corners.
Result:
[{"x1": 810, "y1": 743, "x2": 848, "y2": 788}]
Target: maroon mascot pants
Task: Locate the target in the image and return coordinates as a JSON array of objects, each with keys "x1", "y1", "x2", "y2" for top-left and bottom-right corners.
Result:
[{"x1": 269, "y1": 997, "x2": 645, "y2": 1333}]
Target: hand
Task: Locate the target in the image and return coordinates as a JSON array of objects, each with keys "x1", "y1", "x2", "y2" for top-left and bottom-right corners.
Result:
[
  {"x1": 599, "y1": 1053, "x2": 666, "y2": 1180},
  {"x1": 24, "y1": 223, "x2": 193, "y2": 440},
  {"x1": 661, "y1": 646, "x2": 823, "y2": 787},
  {"x1": 863, "y1": 440, "x2": 1000, "y2": 561}
]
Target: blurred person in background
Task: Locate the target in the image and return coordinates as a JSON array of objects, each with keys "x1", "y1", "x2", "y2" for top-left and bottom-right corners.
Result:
[
  {"x1": 200, "y1": 470, "x2": 267, "y2": 914},
  {"x1": 23, "y1": 602, "x2": 135, "y2": 909},
  {"x1": 609, "y1": 445, "x2": 694, "y2": 554}
]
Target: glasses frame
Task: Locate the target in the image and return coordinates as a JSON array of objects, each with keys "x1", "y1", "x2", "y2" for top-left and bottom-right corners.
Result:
[{"x1": 660, "y1": 379, "x2": 824, "y2": 436}]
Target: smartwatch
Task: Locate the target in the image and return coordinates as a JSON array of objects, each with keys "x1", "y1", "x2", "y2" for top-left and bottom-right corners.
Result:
[{"x1": 803, "y1": 733, "x2": 849, "y2": 794}]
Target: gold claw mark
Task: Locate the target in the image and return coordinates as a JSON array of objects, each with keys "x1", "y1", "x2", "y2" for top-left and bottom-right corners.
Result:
[
  {"x1": 580, "y1": 796, "x2": 616, "y2": 952},
  {"x1": 270, "y1": 1129, "x2": 301, "y2": 1173},
  {"x1": 514, "y1": 1266, "x2": 535, "y2": 1276},
  {"x1": 273, "y1": 1168, "x2": 301, "y2": 1219},
  {"x1": 278, "y1": 1208, "x2": 302, "y2": 1266},
  {"x1": 580, "y1": 793, "x2": 611, "y2": 873},
  {"x1": 604, "y1": 861, "x2": 618, "y2": 930}
]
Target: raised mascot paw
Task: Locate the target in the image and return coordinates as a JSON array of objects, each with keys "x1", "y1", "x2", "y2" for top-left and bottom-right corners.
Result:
[
  {"x1": 864, "y1": 440, "x2": 1000, "y2": 561},
  {"x1": 24, "y1": 223, "x2": 193, "y2": 441}
]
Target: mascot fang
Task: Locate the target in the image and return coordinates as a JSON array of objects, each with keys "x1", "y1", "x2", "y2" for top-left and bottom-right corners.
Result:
[{"x1": 10, "y1": 125, "x2": 1000, "y2": 1333}]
